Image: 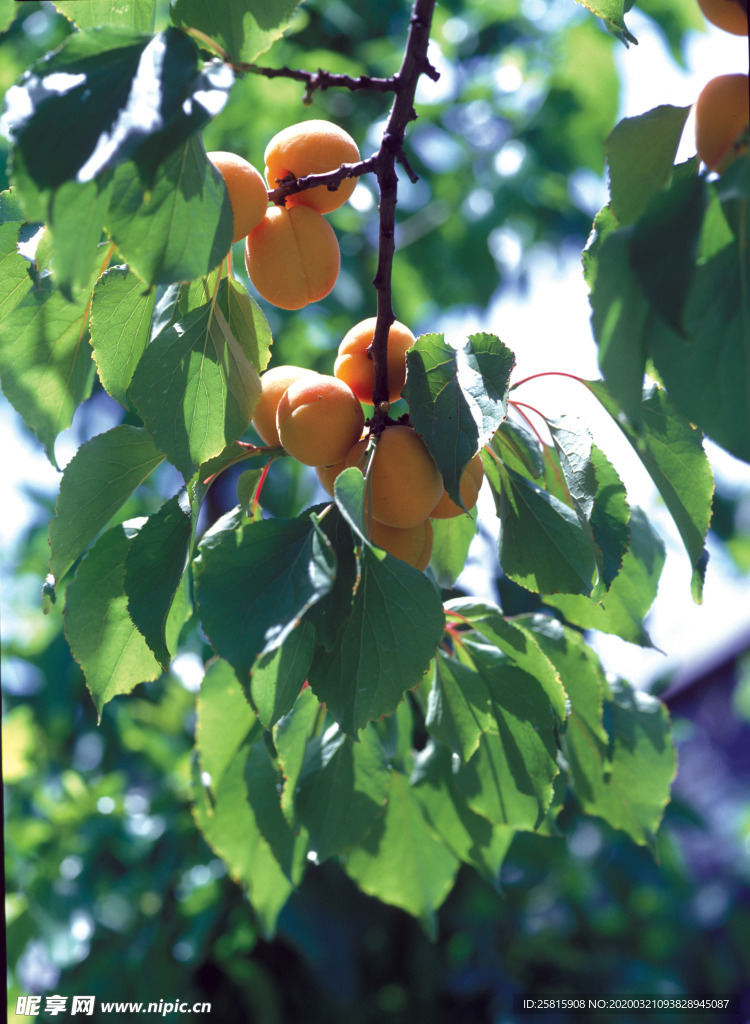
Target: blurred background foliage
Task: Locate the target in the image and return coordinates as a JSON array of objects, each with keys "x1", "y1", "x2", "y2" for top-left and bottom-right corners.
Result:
[{"x1": 3, "y1": 0, "x2": 750, "y2": 1020}]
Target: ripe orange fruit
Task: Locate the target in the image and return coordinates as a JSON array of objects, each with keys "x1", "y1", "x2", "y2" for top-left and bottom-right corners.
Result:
[
  {"x1": 265, "y1": 119, "x2": 360, "y2": 214},
  {"x1": 334, "y1": 318, "x2": 416, "y2": 404},
  {"x1": 696, "y1": 0, "x2": 748, "y2": 35},
  {"x1": 207, "y1": 151, "x2": 268, "y2": 243},
  {"x1": 695, "y1": 73, "x2": 749, "y2": 172}
]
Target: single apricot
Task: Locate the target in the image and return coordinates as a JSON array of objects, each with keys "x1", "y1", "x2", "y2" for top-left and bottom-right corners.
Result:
[
  {"x1": 316, "y1": 457, "x2": 347, "y2": 497},
  {"x1": 695, "y1": 73, "x2": 749, "y2": 172},
  {"x1": 207, "y1": 151, "x2": 268, "y2": 243},
  {"x1": 345, "y1": 424, "x2": 443, "y2": 529},
  {"x1": 333, "y1": 317, "x2": 416, "y2": 404},
  {"x1": 430, "y1": 452, "x2": 485, "y2": 519},
  {"x1": 697, "y1": 0, "x2": 748, "y2": 35},
  {"x1": 244, "y1": 204, "x2": 340, "y2": 310},
  {"x1": 252, "y1": 365, "x2": 318, "y2": 447},
  {"x1": 264, "y1": 119, "x2": 360, "y2": 214},
  {"x1": 415, "y1": 519, "x2": 434, "y2": 572},
  {"x1": 276, "y1": 375, "x2": 364, "y2": 467},
  {"x1": 368, "y1": 517, "x2": 431, "y2": 570}
]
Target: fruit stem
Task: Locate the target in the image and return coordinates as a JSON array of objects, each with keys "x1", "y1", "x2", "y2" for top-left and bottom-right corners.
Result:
[{"x1": 510, "y1": 370, "x2": 590, "y2": 391}]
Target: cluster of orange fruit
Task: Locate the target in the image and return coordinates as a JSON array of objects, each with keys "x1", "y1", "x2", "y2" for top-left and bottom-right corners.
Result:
[
  {"x1": 207, "y1": 119, "x2": 358, "y2": 310},
  {"x1": 694, "y1": 0, "x2": 749, "y2": 172},
  {"x1": 251, "y1": 319, "x2": 484, "y2": 572}
]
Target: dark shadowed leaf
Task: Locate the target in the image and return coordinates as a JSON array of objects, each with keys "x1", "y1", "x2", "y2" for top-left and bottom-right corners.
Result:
[
  {"x1": 124, "y1": 489, "x2": 192, "y2": 669},
  {"x1": 425, "y1": 652, "x2": 492, "y2": 763},
  {"x1": 428, "y1": 509, "x2": 477, "y2": 588},
  {"x1": 194, "y1": 509, "x2": 336, "y2": 681},
  {"x1": 249, "y1": 621, "x2": 316, "y2": 729},
  {"x1": 244, "y1": 741, "x2": 308, "y2": 885},
  {"x1": 403, "y1": 332, "x2": 513, "y2": 505},
  {"x1": 295, "y1": 724, "x2": 390, "y2": 861}
]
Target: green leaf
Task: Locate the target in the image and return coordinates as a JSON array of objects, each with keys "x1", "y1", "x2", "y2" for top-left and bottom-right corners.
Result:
[
  {"x1": 53, "y1": 0, "x2": 157, "y2": 31},
  {"x1": 105, "y1": 136, "x2": 233, "y2": 287},
  {"x1": 425, "y1": 652, "x2": 492, "y2": 763},
  {"x1": 89, "y1": 265, "x2": 157, "y2": 407},
  {"x1": 0, "y1": 190, "x2": 32, "y2": 324},
  {"x1": 576, "y1": 0, "x2": 638, "y2": 44},
  {"x1": 428, "y1": 510, "x2": 477, "y2": 588},
  {"x1": 648, "y1": 231, "x2": 750, "y2": 463},
  {"x1": 5, "y1": 27, "x2": 233, "y2": 200},
  {"x1": 64, "y1": 522, "x2": 163, "y2": 716},
  {"x1": 589, "y1": 381, "x2": 713, "y2": 600},
  {"x1": 194, "y1": 509, "x2": 336, "y2": 681},
  {"x1": 274, "y1": 687, "x2": 320, "y2": 824},
  {"x1": 249, "y1": 621, "x2": 316, "y2": 730},
  {"x1": 403, "y1": 332, "x2": 514, "y2": 505},
  {"x1": 300, "y1": 503, "x2": 358, "y2": 652},
  {"x1": 195, "y1": 657, "x2": 255, "y2": 794},
  {"x1": 192, "y1": 751, "x2": 291, "y2": 938},
  {"x1": 588, "y1": 228, "x2": 649, "y2": 423},
  {"x1": 49, "y1": 425, "x2": 165, "y2": 582},
  {"x1": 490, "y1": 417, "x2": 544, "y2": 480},
  {"x1": 128, "y1": 283, "x2": 261, "y2": 478},
  {"x1": 546, "y1": 506, "x2": 665, "y2": 646},
  {"x1": 445, "y1": 598, "x2": 567, "y2": 721},
  {"x1": 124, "y1": 490, "x2": 192, "y2": 669},
  {"x1": 244, "y1": 741, "x2": 308, "y2": 885},
  {"x1": 170, "y1": 0, "x2": 302, "y2": 63},
  {"x1": 344, "y1": 770, "x2": 459, "y2": 938},
  {"x1": 630, "y1": 170, "x2": 707, "y2": 336},
  {"x1": 564, "y1": 675, "x2": 676, "y2": 850},
  {"x1": 0, "y1": 275, "x2": 96, "y2": 465},
  {"x1": 295, "y1": 724, "x2": 390, "y2": 861},
  {"x1": 489, "y1": 461, "x2": 597, "y2": 597},
  {"x1": 412, "y1": 742, "x2": 514, "y2": 888},
  {"x1": 454, "y1": 639, "x2": 560, "y2": 830},
  {"x1": 307, "y1": 542, "x2": 445, "y2": 737},
  {"x1": 606, "y1": 105, "x2": 692, "y2": 225},
  {"x1": 48, "y1": 177, "x2": 113, "y2": 300}
]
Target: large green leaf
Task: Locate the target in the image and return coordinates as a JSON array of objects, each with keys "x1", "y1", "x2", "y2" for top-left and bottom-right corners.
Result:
[
  {"x1": 194, "y1": 509, "x2": 336, "y2": 681},
  {"x1": 64, "y1": 522, "x2": 163, "y2": 717},
  {"x1": 249, "y1": 621, "x2": 316, "y2": 730},
  {"x1": 563, "y1": 675, "x2": 676, "y2": 850},
  {"x1": 0, "y1": 275, "x2": 97, "y2": 465},
  {"x1": 445, "y1": 598, "x2": 567, "y2": 721},
  {"x1": 170, "y1": 0, "x2": 302, "y2": 63},
  {"x1": 546, "y1": 506, "x2": 665, "y2": 646},
  {"x1": 48, "y1": 424, "x2": 165, "y2": 582},
  {"x1": 403, "y1": 332, "x2": 514, "y2": 506},
  {"x1": 344, "y1": 770, "x2": 459, "y2": 938},
  {"x1": 454, "y1": 640, "x2": 559, "y2": 831},
  {"x1": 294, "y1": 724, "x2": 390, "y2": 861},
  {"x1": 128, "y1": 282, "x2": 261, "y2": 478},
  {"x1": 5, "y1": 27, "x2": 233, "y2": 204},
  {"x1": 606, "y1": 105, "x2": 692, "y2": 225},
  {"x1": 428, "y1": 510, "x2": 477, "y2": 589},
  {"x1": 589, "y1": 381, "x2": 713, "y2": 600},
  {"x1": 486, "y1": 458, "x2": 597, "y2": 597},
  {"x1": 425, "y1": 652, "x2": 492, "y2": 763},
  {"x1": 53, "y1": 0, "x2": 157, "y2": 31},
  {"x1": 48, "y1": 177, "x2": 113, "y2": 300},
  {"x1": 412, "y1": 742, "x2": 514, "y2": 888},
  {"x1": 124, "y1": 490, "x2": 192, "y2": 669},
  {"x1": 244, "y1": 741, "x2": 308, "y2": 885},
  {"x1": 89, "y1": 265, "x2": 157, "y2": 407}
]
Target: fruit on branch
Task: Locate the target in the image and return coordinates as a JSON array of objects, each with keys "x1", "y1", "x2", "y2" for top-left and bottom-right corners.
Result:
[
  {"x1": 334, "y1": 317, "x2": 416, "y2": 404},
  {"x1": 345, "y1": 425, "x2": 443, "y2": 529},
  {"x1": 252, "y1": 365, "x2": 318, "y2": 446},
  {"x1": 244, "y1": 204, "x2": 340, "y2": 309},
  {"x1": 695, "y1": 73, "x2": 750, "y2": 172},
  {"x1": 316, "y1": 456, "x2": 348, "y2": 496},
  {"x1": 276, "y1": 375, "x2": 365, "y2": 467},
  {"x1": 430, "y1": 452, "x2": 485, "y2": 519},
  {"x1": 207, "y1": 151, "x2": 268, "y2": 243},
  {"x1": 696, "y1": 0, "x2": 749, "y2": 35},
  {"x1": 368, "y1": 516, "x2": 433, "y2": 570},
  {"x1": 265, "y1": 119, "x2": 360, "y2": 214}
]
